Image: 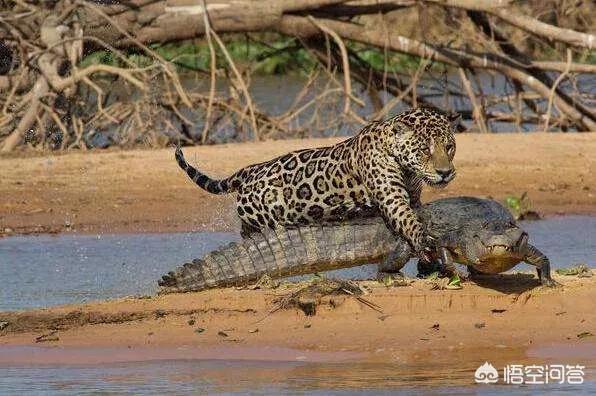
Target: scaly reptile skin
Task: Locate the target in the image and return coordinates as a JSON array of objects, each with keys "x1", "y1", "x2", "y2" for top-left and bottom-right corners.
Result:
[{"x1": 158, "y1": 197, "x2": 555, "y2": 293}]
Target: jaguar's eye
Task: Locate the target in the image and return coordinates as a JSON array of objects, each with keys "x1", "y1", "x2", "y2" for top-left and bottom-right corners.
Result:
[
  {"x1": 446, "y1": 143, "x2": 455, "y2": 155},
  {"x1": 422, "y1": 147, "x2": 431, "y2": 156}
]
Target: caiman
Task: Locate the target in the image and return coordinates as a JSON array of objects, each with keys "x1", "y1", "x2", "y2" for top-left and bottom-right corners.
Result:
[{"x1": 158, "y1": 197, "x2": 556, "y2": 294}]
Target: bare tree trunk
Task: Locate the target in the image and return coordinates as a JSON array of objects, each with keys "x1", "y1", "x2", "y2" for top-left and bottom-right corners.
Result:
[{"x1": 1, "y1": 78, "x2": 48, "y2": 152}]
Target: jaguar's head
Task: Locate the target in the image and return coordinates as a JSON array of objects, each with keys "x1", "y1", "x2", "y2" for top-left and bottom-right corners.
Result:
[{"x1": 390, "y1": 108, "x2": 459, "y2": 187}]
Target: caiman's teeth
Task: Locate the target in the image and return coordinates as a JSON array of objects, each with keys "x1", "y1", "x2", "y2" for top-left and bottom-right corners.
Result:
[{"x1": 488, "y1": 244, "x2": 512, "y2": 252}]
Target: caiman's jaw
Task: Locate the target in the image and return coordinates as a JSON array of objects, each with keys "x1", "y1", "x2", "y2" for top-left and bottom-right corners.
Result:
[{"x1": 469, "y1": 228, "x2": 528, "y2": 274}]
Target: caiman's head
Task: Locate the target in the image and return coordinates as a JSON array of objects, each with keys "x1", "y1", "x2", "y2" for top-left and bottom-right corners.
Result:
[
  {"x1": 387, "y1": 108, "x2": 459, "y2": 188},
  {"x1": 454, "y1": 221, "x2": 529, "y2": 274}
]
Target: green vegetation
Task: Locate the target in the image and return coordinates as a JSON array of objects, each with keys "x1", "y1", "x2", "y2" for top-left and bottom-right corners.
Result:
[
  {"x1": 79, "y1": 36, "x2": 430, "y2": 75},
  {"x1": 446, "y1": 273, "x2": 462, "y2": 289},
  {"x1": 504, "y1": 192, "x2": 541, "y2": 220},
  {"x1": 582, "y1": 50, "x2": 596, "y2": 65},
  {"x1": 79, "y1": 37, "x2": 316, "y2": 75},
  {"x1": 350, "y1": 43, "x2": 430, "y2": 72},
  {"x1": 555, "y1": 264, "x2": 592, "y2": 277}
]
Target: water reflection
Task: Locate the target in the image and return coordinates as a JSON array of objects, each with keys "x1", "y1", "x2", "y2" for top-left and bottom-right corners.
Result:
[{"x1": 1, "y1": 359, "x2": 593, "y2": 394}]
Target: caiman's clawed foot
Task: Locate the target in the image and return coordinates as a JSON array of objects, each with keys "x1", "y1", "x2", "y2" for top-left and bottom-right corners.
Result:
[
  {"x1": 540, "y1": 275, "x2": 561, "y2": 288},
  {"x1": 376, "y1": 271, "x2": 406, "y2": 282},
  {"x1": 525, "y1": 244, "x2": 561, "y2": 288},
  {"x1": 417, "y1": 259, "x2": 465, "y2": 279},
  {"x1": 376, "y1": 271, "x2": 413, "y2": 287}
]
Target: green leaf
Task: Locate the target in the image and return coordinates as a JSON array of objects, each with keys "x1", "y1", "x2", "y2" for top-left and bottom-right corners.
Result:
[
  {"x1": 379, "y1": 275, "x2": 394, "y2": 287},
  {"x1": 556, "y1": 264, "x2": 591, "y2": 276},
  {"x1": 445, "y1": 273, "x2": 463, "y2": 289},
  {"x1": 448, "y1": 273, "x2": 461, "y2": 287},
  {"x1": 505, "y1": 196, "x2": 521, "y2": 212},
  {"x1": 426, "y1": 271, "x2": 440, "y2": 281}
]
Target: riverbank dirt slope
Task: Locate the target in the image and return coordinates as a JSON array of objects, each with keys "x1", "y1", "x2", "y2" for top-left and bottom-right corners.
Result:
[{"x1": 0, "y1": 133, "x2": 594, "y2": 236}]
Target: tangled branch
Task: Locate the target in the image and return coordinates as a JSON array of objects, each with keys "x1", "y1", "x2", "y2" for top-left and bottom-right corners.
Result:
[{"x1": 0, "y1": 0, "x2": 593, "y2": 152}]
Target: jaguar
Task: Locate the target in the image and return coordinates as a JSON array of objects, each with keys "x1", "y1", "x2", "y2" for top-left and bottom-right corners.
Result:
[{"x1": 176, "y1": 107, "x2": 459, "y2": 256}]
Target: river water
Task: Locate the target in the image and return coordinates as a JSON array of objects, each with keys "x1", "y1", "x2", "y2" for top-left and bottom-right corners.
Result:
[{"x1": 1, "y1": 357, "x2": 594, "y2": 395}]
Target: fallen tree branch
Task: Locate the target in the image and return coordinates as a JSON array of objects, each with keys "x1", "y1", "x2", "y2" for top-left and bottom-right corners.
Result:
[
  {"x1": 425, "y1": 0, "x2": 595, "y2": 49},
  {"x1": 543, "y1": 50, "x2": 572, "y2": 133},
  {"x1": 0, "y1": 76, "x2": 48, "y2": 152},
  {"x1": 458, "y1": 67, "x2": 487, "y2": 133}
]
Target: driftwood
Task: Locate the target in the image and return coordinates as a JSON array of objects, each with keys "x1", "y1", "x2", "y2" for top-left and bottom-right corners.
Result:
[{"x1": 0, "y1": 0, "x2": 594, "y2": 151}]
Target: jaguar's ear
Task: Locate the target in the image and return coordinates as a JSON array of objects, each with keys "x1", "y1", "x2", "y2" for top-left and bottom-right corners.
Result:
[{"x1": 447, "y1": 112, "x2": 466, "y2": 133}]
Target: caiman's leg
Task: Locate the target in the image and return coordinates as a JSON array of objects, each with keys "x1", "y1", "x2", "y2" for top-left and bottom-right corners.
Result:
[
  {"x1": 467, "y1": 265, "x2": 483, "y2": 277},
  {"x1": 437, "y1": 247, "x2": 468, "y2": 279},
  {"x1": 439, "y1": 247, "x2": 458, "y2": 277},
  {"x1": 417, "y1": 258, "x2": 439, "y2": 277},
  {"x1": 377, "y1": 242, "x2": 411, "y2": 278},
  {"x1": 522, "y1": 244, "x2": 558, "y2": 287},
  {"x1": 418, "y1": 248, "x2": 465, "y2": 279}
]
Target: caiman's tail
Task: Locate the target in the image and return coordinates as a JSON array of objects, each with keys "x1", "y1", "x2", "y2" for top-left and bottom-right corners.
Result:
[
  {"x1": 158, "y1": 220, "x2": 395, "y2": 294},
  {"x1": 175, "y1": 146, "x2": 238, "y2": 194}
]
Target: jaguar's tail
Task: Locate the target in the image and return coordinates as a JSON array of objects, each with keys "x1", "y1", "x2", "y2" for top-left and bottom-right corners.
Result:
[{"x1": 175, "y1": 146, "x2": 238, "y2": 195}]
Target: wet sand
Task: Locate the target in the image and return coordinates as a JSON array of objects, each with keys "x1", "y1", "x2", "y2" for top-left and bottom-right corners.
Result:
[
  {"x1": 1, "y1": 133, "x2": 595, "y2": 236},
  {"x1": 1, "y1": 274, "x2": 595, "y2": 365}
]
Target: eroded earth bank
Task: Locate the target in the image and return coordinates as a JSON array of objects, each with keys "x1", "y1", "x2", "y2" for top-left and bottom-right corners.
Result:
[{"x1": 0, "y1": 133, "x2": 594, "y2": 236}]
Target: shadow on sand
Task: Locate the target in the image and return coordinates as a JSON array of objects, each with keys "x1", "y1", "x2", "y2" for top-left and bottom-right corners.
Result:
[{"x1": 468, "y1": 272, "x2": 543, "y2": 294}]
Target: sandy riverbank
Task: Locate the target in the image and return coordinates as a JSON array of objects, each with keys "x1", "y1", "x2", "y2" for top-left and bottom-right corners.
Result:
[
  {"x1": 1, "y1": 274, "x2": 594, "y2": 366},
  {"x1": 0, "y1": 133, "x2": 594, "y2": 236}
]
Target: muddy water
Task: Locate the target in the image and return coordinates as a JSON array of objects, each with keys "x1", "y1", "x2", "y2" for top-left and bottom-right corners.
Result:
[
  {"x1": 0, "y1": 346, "x2": 594, "y2": 394},
  {"x1": 0, "y1": 216, "x2": 594, "y2": 312}
]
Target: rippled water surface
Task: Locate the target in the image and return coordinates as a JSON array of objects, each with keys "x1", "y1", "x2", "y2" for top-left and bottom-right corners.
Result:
[
  {"x1": 1, "y1": 358, "x2": 594, "y2": 395},
  {"x1": 0, "y1": 216, "x2": 594, "y2": 311}
]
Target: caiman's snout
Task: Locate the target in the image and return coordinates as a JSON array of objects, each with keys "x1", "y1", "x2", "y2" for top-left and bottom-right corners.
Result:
[
  {"x1": 484, "y1": 228, "x2": 526, "y2": 256},
  {"x1": 472, "y1": 226, "x2": 527, "y2": 274}
]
